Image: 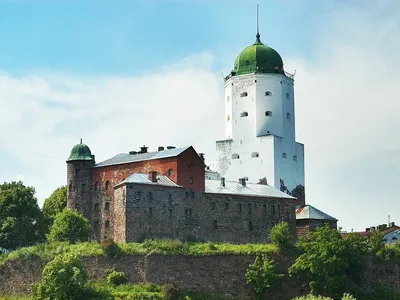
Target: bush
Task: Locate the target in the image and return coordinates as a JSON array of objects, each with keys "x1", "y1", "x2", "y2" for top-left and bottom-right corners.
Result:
[
  {"x1": 101, "y1": 238, "x2": 123, "y2": 258},
  {"x1": 161, "y1": 284, "x2": 181, "y2": 300},
  {"x1": 245, "y1": 255, "x2": 284, "y2": 299},
  {"x1": 367, "y1": 285, "x2": 400, "y2": 300},
  {"x1": 31, "y1": 253, "x2": 88, "y2": 300},
  {"x1": 107, "y1": 270, "x2": 129, "y2": 286},
  {"x1": 47, "y1": 208, "x2": 91, "y2": 243},
  {"x1": 269, "y1": 221, "x2": 294, "y2": 252},
  {"x1": 292, "y1": 294, "x2": 356, "y2": 300}
]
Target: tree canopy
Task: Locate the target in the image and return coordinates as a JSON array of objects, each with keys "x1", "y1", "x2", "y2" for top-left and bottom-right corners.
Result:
[
  {"x1": 42, "y1": 185, "x2": 67, "y2": 220},
  {"x1": 47, "y1": 208, "x2": 91, "y2": 243},
  {"x1": 0, "y1": 181, "x2": 45, "y2": 249}
]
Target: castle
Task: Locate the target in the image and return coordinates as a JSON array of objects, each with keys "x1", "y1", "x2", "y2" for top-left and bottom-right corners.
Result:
[{"x1": 66, "y1": 20, "x2": 336, "y2": 243}]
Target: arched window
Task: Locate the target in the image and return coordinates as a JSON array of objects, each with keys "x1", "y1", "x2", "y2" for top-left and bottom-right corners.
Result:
[
  {"x1": 293, "y1": 155, "x2": 297, "y2": 162},
  {"x1": 105, "y1": 202, "x2": 110, "y2": 211},
  {"x1": 240, "y1": 92, "x2": 248, "y2": 97},
  {"x1": 265, "y1": 111, "x2": 272, "y2": 116},
  {"x1": 240, "y1": 112, "x2": 248, "y2": 117},
  {"x1": 286, "y1": 93, "x2": 290, "y2": 99},
  {"x1": 282, "y1": 153, "x2": 287, "y2": 159},
  {"x1": 105, "y1": 220, "x2": 110, "y2": 229},
  {"x1": 68, "y1": 183, "x2": 72, "y2": 193},
  {"x1": 265, "y1": 91, "x2": 272, "y2": 96},
  {"x1": 232, "y1": 153, "x2": 240, "y2": 159},
  {"x1": 168, "y1": 168, "x2": 173, "y2": 176},
  {"x1": 105, "y1": 181, "x2": 110, "y2": 191},
  {"x1": 251, "y1": 152, "x2": 259, "y2": 158},
  {"x1": 227, "y1": 115, "x2": 230, "y2": 121},
  {"x1": 286, "y1": 112, "x2": 291, "y2": 121},
  {"x1": 94, "y1": 182, "x2": 99, "y2": 192},
  {"x1": 75, "y1": 169, "x2": 80, "y2": 177}
]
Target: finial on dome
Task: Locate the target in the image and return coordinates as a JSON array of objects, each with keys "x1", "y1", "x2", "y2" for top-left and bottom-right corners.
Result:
[{"x1": 256, "y1": 4, "x2": 261, "y2": 43}]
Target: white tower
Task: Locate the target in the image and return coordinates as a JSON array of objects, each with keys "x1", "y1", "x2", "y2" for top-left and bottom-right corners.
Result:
[{"x1": 215, "y1": 15, "x2": 305, "y2": 201}]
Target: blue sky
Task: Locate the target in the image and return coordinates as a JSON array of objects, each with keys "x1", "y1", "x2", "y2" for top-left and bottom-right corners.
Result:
[{"x1": 0, "y1": 0, "x2": 399, "y2": 232}]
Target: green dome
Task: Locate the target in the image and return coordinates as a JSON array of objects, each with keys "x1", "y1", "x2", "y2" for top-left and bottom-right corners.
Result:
[
  {"x1": 233, "y1": 35, "x2": 284, "y2": 76},
  {"x1": 67, "y1": 139, "x2": 94, "y2": 162}
]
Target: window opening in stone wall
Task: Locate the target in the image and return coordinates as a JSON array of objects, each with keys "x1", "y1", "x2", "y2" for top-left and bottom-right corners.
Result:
[
  {"x1": 75, "y1": 169, "x2": 80, "y2": 176},
  {"x1": 75, "y1": 203, "x2": 80, "y2": 210},
  {"x1": 293, "y1": 155, "x2": 297, "y2": 162},
  {"x1": 94, "y1": 203, "x2": 99, "y2": 212},
  {"x1": 168, "y1": 168, "x2": 173, "y2": 176},
  {"x1": 251, "y1": 152, "x2": 259, "y2": 158},
  {"x1": 248, "y1": 221, "x2": 253, "y2": 231},
  {"x1": 286, "y1": 210, "x2": 290, "y2": 220},
  {"x1": 148, "y1": 207, "x2": 153, "y2": 218},
  {"x1": 272, "y1": 222, "x2": 275, "y2": 227},
  {"x1": 238, "y1": 203, "x2": 242, "y2": 213},
  {"x1": 282, "y1": 153, "x2": 287, "y2": 159},
  {"x1": 225, "y1": 202, "x2": 229, "y2": 210},
  {"x1": 240, "y1": 112, "x2": 248, "y2": 117},
  {"x1": 265, "y1": 91, "x2": 272, "y2": 96},
  {"x1": 185, "y1": 208, "x2": 192, "y2": 220},
  {"x1": 286, "y1": 93, "x2": 290, "y2": 99},
  {"x1": 232, "y1": 153, "x2": 240, "y2": 159},
  {"x1": 169, "y1": 209, "x2": 173, "y2": 218},
  {"x1": 287, "y1": 112, "x2": 291, "y2": 121},
  {"x1": 105, "y1": 202, "x2": 110, "y2": 211},
  {"x1": 191, "y1": 190, "x2": 195, "y2": 198},
  {"x1": 211, "y1": 202, "x2": 216, "y2": 210},
  {"x1": 227, "y1": 115, "x2": 230, "y2": 121},
  {"x1": 213, "y1": 220, "x2": 218, "y2": 229},
  {"x1": 81, "y1": 184, "x2": 86, "y2": 195},
  {"x1": 69, "y1": 183, "x2": 72, "y2": 193},
  {"x1": 240, "y1": 92, "x2": 248, "y2": 97},
  {"x1": 94, "y1": 182, "x2": 99, "y2": 192},
  {"x1": 189, "y1": 176, "x2": 193, "y2": 184},
  {"x1": 262, "y1": 205, "x2": 267, "y2": 215},
  {"x1": 148, "y1": 192, "x2": 153, "y2": 201},
  {"x1": 105, "y1": 220, "x2": 110, "y2": 229},
  {"x1": 105, "y1": 181, "x2": 110, "y2": 191},
  {"x1": 265, "y1": 111, "x2": 272, "y2": 116},
  {"x1": 277, "y1": 204, "x2": 281, "y2": 218},
  {"x1": 185, "y1": 191, "x2": 189, "y2": 198},
  {"x1": 248, "y1": 203, "x2": 252, "y2": 214},
  {"x1": 168, "y1": 194, "x2": 172, "y2": 206},
  {"x1": 94, "y1": 221, "x2": 99, "y2": 232},
  {"x1": 272, "y1": 205, "x2": 275, "y2": 215},
  {"x1": 135, "y1": 191, "x2": 141, "y2": 200}
]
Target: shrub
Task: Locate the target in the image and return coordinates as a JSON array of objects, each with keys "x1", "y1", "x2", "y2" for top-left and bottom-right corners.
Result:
[
  {"x1": 269, "y1": 221, "x2": 294, "y2": 252},
  {"x1": 368, "y1": 284, "x2": 400, "y2": 300},
  {"x1": 107, "y1": 270, "x2": 129, "y2": 286},
  {"x1": 161, "y1": 284, "x2": 181, "y2": 300},
  {"x1": 369, "y1": 231, "x2": 384, "y2": 254},
  {"x1": 101, "y1": 238, "x2": 123, "y2": 258},
  {"x1": 47, "y1": 208, "x2": 91, "y2": 243},
  {"x1": 31, "y1": 253, "x2": 88, "y2": 300},
  {"x1": 292, "y1": 294, "x2": 356, "y2": 300},
  {"x1": 245, "y1": 255, "x2": 284, "y2": 299}
]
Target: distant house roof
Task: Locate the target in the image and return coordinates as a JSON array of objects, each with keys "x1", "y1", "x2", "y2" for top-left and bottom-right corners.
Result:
[
  {"x1": 205, "y1": 179, "x2": 295, "y2": 199},
  {"x1": 117, "y1": 173, "x2": 181, "y2": 188},
  {"x1": 296, "y1": 205, "x2": 337, "y2": 221},
  {"x1": 94, "y1": 146, "x2": 191, "y2": 168}
]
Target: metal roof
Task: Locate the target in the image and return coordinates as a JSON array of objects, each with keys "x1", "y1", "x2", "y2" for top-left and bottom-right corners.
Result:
[
  {"x1": 296, "y1": 205, "x2": 337, "y2": 221},
  {"x1": 119, "y1": 173, "x2": 180, "y2": 187},
  {"x1": 94, "y1": 146, "x2": 191, "y2": 168},
  {"x1": 205, "y1": 179, "x2": 295, "y2": 199}
]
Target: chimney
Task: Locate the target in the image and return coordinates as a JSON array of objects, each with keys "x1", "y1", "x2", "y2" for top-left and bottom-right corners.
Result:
[
  {"x1": 366, "y1": 228, "x2": 370, "y2": 232},
  {"x1": 149, "y1": 171, "x2": 158, "y2": 183},
  {"x1": 390, "y1": 222, "x2": 395, "y2": 227},
  {"x1": 139, "y1": 145, "x2": 148, "y2": 153},
  {"x1": 239, "y1": 178, "x2": 246, "y2": 187},
  {"x1": 370, "y1": 226, "x2": 376, "y2": 232},
  {"x1": 158, "y1": 146, "x2": 165, "y2": 151},
  {"x1": 199, "y1": 153, "x2": 205, "y2": 162},
  {"x1": 220, "y1": 177, "x2": 225, "y2": 187}
]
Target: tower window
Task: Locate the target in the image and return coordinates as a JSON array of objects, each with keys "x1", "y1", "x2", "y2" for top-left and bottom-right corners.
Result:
[
  {"x1": 105, "y1": 220, "x2": 110, "y2": 229},
  {"x1": 227, "y1": 115, "x2": 230, "y2": 121},
  {"x1": 238, "y1": 203, "x2": 242, "y2": 213},
  {"x1": 94, "y1": 182, "x2": 99, "y2": 192},
  {"x1": 286, "y1": 113, "x2": 291, "y2": 121},
  {"x1": 265, "y1": 111, "x2": 272, "y2": 116},
  {"x1": 251, "y1": 152, "x2": 259, "y2": 158},
  {"x1": 248, "y1": 221, "x2": 253, "y2": 231},
  {"x1": 286, "y1": 93, "x2": 290, "y2": 99},
  {"x1": 213, "y1": 220, "x2": 218, "y2": 229},
  {"x1": 293, "y1": 155, "x2": 297, "y2": 162},
  {"x1": 265, "y1": 91, "x2": 272, "y2": 96},
  {"x1": 232, "y1": 153, "x2": 240, "y2": 159},
  {"x1": 189, "y1": 176, "x2": 193, "y2": 184},
  {"x1": 240, "y1": 112, "x2": 248, "y2": 117},
  {"x1": 68, "y1": 183, "x2": 72, "y2": 193},
  {"x1": 75, "y1": 169, "x2": 80, "y2": 177},
  {"x1": 94, "y1": 203, "x2": 99, "y2": 212},
  {"x1": 168, "y1": 168, "x2": 173, "y2": 176},
  {"x1": 282, "y1": 153, "x2": 287, "y2": 159},
  {"x1": 105, "y1": 181, "x2": 110, "y2": 191},
  {"x1": 135, "y1": 191, "x2": 141, "y2": 200},
  {"x1": 148, "y1": 207, "x2": 153, "y2": 218},
  {"x1": 240, "y1": 92, "x2": 248, "y2": 97},
  {"x1": 105, "y1": 202, "x2": 110, "y2": 211}
]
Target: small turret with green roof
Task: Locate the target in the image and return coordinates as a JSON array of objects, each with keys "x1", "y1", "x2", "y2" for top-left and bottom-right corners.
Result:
[{"x1": 67, "y1": 138, "x2": 95, "y2": 162}]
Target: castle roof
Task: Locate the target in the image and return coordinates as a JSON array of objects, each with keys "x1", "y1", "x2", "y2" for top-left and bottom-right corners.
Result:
[
  {"x1": 296, "y1": 205, "x2": 337, "y2": 221},
  {"x1": 205, "y1": 179, "x2": 295, "y2": 199},
  {"x1": 118, "y1": 173, "x2": 180, "y2": 188},
  {"x1": 94, "y1": 146, "x2": 191, "y2": 168}
]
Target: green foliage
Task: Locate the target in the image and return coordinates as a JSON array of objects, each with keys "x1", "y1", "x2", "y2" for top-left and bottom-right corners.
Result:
[
  {"x1": 292, "y1": 294, "x2": 356, "y2": 300},
  {"x1": 367, "y1": 284, "x2": 400, "y2": 300},
  {"x1": 369, "y1": 231, "x2": 384, "y2": 254},
  {"x1": 31, "y1": 253, "x2": 88, "y2": 300},
  {"x1": 291, "y1": 184, "x2": 305, "y2": 203},
  {"x1": 377, "y1": 243, "x2": 400, "y2": 263},
  {"x1": 43, "y1": 185, "x2": 67, "y2": 223},
  {"x1": 269, "y1": 221, "x2": 295, "y2": 252},
  {"x1": 101, "y1": 238, "x2": 123, "y2": 258},
  {"x1": 289, "y1": 224, "x2": 368, "y2": 298},
  {"x1": 47, "y1": 208, "x2": 91, "y2": 243},
  {"x1": 0, "y1": 181, "x2": 46, "y2": 249},
  {"x1": 161, "y1": 284, "x2": 181, "y2": 300},
  {"x1": 245, "y1": 255, "x2": 284, "y2": 299},
  {"x1": 107, "y1": 270, "x2": 129, "y2": 286}
]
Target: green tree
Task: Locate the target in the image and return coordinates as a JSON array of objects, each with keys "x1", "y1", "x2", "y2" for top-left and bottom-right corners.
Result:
[
  {"x1": 0, "y1": 181, "x2": 45, "y2": 249},
  {"x1": 269, "y1": 221, "x2": 295, "y2": 252},
  {"x1": 369, "y1": 231, "x2": 384, "y2": 254},
  {"x1": 43, "y1": 185, "x2": 67, "y2": 221},
  {"x1": 32, "y1": 253, "x2": 88, "y2": 300},
  {"x1": 245, "y1": 255, "x2": 284, "y2": 299},
  {"x1": 291, "y1": 184, "x2": 305, "y2": 203},
  {"x1": 289, "y1": 224, "x2": 368, "y2": 298},
  {"x1": 47, "y1": 208, "x2": 91, "y2": 243}
]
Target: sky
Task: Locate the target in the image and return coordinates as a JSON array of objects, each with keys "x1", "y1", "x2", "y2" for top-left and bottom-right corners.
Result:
[{"x1": 0, "y1": 0, "x2": 399, "y2": 232}]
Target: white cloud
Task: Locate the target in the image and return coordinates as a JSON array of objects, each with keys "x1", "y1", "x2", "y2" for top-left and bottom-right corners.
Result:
[{"x1": 0, "y1": 1, "x2": 399, "y2": 231}]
